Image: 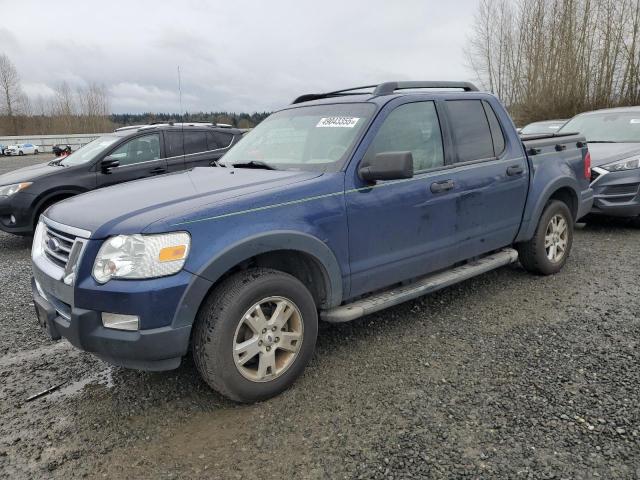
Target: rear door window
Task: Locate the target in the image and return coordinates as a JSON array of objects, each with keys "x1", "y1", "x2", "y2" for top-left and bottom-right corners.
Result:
[
  {"x1": 446, "y1": 100, "x2": 495, "y2": 163},
  {"x1": 183, "y1": 131, "x2": 208, "y2": 155}
]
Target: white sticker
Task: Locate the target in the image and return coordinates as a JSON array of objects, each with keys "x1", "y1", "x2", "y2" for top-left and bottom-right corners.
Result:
[
  {"x1": 630, "y1": 119, "x2": 640, "y2": 124},
  {"x1": 316, "y1": 117, "x2": 360, "y2": 128}
]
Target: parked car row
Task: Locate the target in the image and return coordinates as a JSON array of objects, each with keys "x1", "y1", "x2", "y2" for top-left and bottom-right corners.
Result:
[
  {"x1": 0, "y1": 81, "x2": 635, "y2": 403},
  {"x1": 0, "y1": 143, "x2": 39, "y2": 156}
]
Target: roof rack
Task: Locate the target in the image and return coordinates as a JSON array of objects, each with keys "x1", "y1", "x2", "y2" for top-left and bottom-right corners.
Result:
[
  {"x1": 114, "y1": 122, "x2": 237, "y2": 133},
  {"x1": 292, "y1": 81, "x2": 479, "y2": 104}
]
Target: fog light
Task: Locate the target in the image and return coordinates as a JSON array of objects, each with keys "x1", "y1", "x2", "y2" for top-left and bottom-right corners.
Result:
[
  {"x1": 9, "y1": 215, "x2": 16, "y2": 224},
  {"x1": 101, "y1": 313, "x2": 139, "y2": 331}
]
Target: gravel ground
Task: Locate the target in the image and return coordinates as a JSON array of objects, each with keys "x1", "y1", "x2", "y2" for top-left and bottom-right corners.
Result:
[{"x1": 0, "y1": 155, "x2": 638, "y2": 479}]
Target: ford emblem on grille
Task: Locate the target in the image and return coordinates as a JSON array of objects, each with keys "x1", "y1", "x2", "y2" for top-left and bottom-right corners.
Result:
[{"x1": 47, "y1": 237, "x2": 62, "y2": 253}]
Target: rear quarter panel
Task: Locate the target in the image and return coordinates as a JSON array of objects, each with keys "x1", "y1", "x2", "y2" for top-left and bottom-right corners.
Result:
[{"x1": 516, "y1": 135, "x2": 591, "y2": 242}]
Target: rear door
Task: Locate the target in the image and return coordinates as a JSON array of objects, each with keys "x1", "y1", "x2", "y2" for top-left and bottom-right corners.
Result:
[
  {"x1": 97, "y1": 133, "x2": 168, "y2": 187},
  {"x1": 442, "y1": 99, "x2": 529, "y2": 259}
]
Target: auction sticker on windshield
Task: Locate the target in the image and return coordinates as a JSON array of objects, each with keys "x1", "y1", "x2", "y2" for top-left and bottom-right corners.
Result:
[{"x1": 316, "y1": 117, "x2": 360, "y2": 128}]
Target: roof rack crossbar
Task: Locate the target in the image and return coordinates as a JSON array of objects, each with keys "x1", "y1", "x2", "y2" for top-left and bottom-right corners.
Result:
[
  {"x1": 292, "y1": 81, "x2": 479, "y2": 104},
  {"x1": 373, "y1": 81, "x2": 479, "y2": 95},
  {"x1": 292, "y1": 89, "x2": 374, "y2": 104}
]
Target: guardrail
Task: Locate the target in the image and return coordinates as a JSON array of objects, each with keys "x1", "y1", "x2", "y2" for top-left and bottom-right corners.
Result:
[{"x1": 0, "y1": 133, "x2": 110, "y2": 152}]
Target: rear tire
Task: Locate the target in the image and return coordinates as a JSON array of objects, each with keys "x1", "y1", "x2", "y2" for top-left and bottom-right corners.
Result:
[
  {"x1": 517, "y1": 200, "x2": 574, "y2": 275},
  {"x1": 18, "y1": 151, "x2": 23, "y2": 156},
  {"x1": 192, "y1": 268, "x2": 318, "y2": 403}
]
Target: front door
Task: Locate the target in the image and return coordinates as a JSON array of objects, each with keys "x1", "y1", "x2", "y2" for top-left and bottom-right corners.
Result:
[
  {"x1": 97, "y1": 133, "x2": 167, "y2": 187},
  {"x1": 345, "y1": 100, "x2": 461, "y2": 298}
]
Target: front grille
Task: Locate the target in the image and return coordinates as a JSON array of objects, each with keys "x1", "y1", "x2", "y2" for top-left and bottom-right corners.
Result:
[{"x1": 44, "y1": 225, "x2": 77, "y2": 268}]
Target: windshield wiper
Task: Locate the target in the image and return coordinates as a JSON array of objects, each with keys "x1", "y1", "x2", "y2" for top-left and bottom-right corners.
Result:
[
  {"x1": 47, "y1": 159, "x2": 64, "y2": 166},
  {"x1": 231, "y1": 160, "x2": 277, "y2": 170}
]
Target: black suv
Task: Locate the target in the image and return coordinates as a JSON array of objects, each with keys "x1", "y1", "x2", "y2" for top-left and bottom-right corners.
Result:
[{"x1": 0, "y1": 123, "x2": 244, "y2": 235}]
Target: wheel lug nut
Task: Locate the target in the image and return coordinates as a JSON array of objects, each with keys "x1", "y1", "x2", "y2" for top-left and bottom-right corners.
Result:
[
  {"x1": 262, "y1": 328, "x2": 267, "y2": 334},
  {"x1": 258, "y1": 340, "x2": 263, "y2": 346},
  {"x1": 272, "y1": 326, "x2": 277, "y2": 331},
  {"x1": 275, "y1": 337, "x2": 280, "y2": 342},
  {"x1": 266, "y1": 346, "x2": 271, "y2": 352}
]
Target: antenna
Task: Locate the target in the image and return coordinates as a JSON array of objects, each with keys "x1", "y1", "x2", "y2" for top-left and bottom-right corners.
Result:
[{"x1": 178, "y1": 66, "x2": 185, "y2": 158}]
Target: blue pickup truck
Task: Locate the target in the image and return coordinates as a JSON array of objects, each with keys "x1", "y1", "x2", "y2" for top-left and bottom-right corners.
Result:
[{"x1": 31, "y1": 81, "x2": 593, "y2": 402}]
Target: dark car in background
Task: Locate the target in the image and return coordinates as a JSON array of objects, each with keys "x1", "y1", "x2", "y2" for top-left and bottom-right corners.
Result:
[
  {"x1": 520, "y1": 119, "x2": 567, "y2": 135},
  {"x1": 0, "y1": 122, "x2": 244, "y2": 235},
  {"x1": 558, "y1": 107, "x2": 640, "y2": 221}
]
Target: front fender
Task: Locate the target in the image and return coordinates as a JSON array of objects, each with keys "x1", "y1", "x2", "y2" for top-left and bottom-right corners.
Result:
[{"x1": 172, "y1": 231, "x2": 344, "y2": 328}]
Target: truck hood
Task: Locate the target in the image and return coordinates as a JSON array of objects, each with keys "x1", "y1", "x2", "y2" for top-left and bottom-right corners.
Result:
[
  {"x1": 588, "y1": 143, "x2": 640, "y2": 167},
  {"x1": 0, "y1": 161, "x2": 65, "y2": 185},
  {"x1": 46, "y1": 167, "x2": 321, "y2": 238}
]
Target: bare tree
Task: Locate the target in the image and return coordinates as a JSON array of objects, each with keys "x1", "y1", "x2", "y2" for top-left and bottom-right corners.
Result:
[
  {"x1": 0, "y1": 53, "x2": 26, "y2": 134},
  {"x1": 466, "y1": 0, "x2": 640, "y2": 125}
]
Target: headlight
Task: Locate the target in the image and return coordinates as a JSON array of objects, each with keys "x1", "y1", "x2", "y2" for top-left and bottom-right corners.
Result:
[
  {"x1": 0, "y1": 182, "x2": 32, "y2": 196},
  {"x1": 32, "y1": 220, "x2": 45, "y2": 260},
  {"x1": 602, "y1": 158, "x2": 640, "y2": 172},
  {"x1": 93, "y1": 232, "x2": 190, "y2": 284}
]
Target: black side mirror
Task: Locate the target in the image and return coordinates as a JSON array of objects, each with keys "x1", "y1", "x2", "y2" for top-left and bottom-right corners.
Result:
[
  {"x1": 101, "y1": 156, "x2": 120, "y2": 174},
  {"x1": 359, "y1": 151, "x2": 414, "y2": 182}
]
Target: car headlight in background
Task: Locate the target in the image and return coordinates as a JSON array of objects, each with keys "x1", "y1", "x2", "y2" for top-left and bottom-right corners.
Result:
[
  {"x1": 602, "y1": 158, "x2": 640, "y2": 172},
  {"x1": 93, "y1": 232, "x2": 190, "y2": 283},
  {"x1": 0, "y1": 182, "x2": 32, "y2": 196},
  {"x1": 32, "y1": 220, "x2": 45, "y2": 260}
]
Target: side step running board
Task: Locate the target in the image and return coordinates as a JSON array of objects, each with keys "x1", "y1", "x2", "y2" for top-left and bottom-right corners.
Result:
[{"x1": 321, "y1": 248, "x2": 519, "y2": 323}]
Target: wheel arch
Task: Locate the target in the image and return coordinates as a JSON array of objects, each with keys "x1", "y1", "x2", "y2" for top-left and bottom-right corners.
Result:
[
  {"x1": 32, "y1": 188, "x2": 87, "y2": 226},
  {"x1": 516, "y1": 178, "x2": 580, "y2": 243},
  {"x1": 173, "y1": 231, "x2": 344, "y2": 328}
]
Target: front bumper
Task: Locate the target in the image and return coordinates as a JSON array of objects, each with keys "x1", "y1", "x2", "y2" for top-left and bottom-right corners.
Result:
[
  {"x1": 31, "y1": 223, "x2": 199, "y2": 371},
  {"x1": 32, "y1": 277, "x2": 191, "y2": 370},
  {"x1": 0, "y1": 192, "x2": 36, "y2": 235},
  {"x1": 589, "y1": 167, "x2": 640, "y2": 217}
]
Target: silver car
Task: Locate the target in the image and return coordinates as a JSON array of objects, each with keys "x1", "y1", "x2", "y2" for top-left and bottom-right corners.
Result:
[
  {"x1": 559, "y1": 107, "x2": 640, "y2": 220},
  {"x1": 520, "y1": 119, "x2": 568, "y2": 135}
]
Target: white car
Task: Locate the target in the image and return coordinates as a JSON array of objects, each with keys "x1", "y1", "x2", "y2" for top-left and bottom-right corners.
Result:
[{"x1": 5, "y1": 143, "x2": 39, "y2": 155}]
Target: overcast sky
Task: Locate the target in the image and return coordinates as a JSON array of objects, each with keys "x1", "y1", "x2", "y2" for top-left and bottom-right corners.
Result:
[{"x1": 0, "y1": 0, "x2": 479, "y2": 114}]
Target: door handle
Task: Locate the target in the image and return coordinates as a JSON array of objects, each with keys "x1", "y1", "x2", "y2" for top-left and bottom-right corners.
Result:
[
  {"x1": 150, "y1": 167, "x2": 167, "y2": 175},
  {"x1": 430, "y1": 179, "x2": 455, "y2": 193},
  {"x1": 506, "y1": 165, "x2": 524, "y2": 176}
]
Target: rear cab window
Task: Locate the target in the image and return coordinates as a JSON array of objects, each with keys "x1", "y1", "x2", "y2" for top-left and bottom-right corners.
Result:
[{"x1": 446, "y1": 99, "x2": 499, "y2": 163}]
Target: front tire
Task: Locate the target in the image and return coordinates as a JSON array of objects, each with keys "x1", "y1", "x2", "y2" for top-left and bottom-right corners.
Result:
[
  {"x1": 18, "y1": 151, "x2": 23, "y2": 156},
  {"x1": 192, "y1": 268, "x2": 318, "y2": 403},
  {"x1": 517, "y1": 200, "x2": 574, "y2": 275},
  {"x1": 34, "y1": 149, "x2": 38, "y2": 155}
]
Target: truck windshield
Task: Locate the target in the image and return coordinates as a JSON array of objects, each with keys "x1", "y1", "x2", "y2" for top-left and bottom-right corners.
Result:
[
  {"x1": 219, "y1": 103, "x2": 376, "y2": 171},
  {"x1": 60, "y1": 136, "x2": 120, "y2": 166},
  {"x1": 559, "y1": 112, "x2": 640, "y2": 143}
]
